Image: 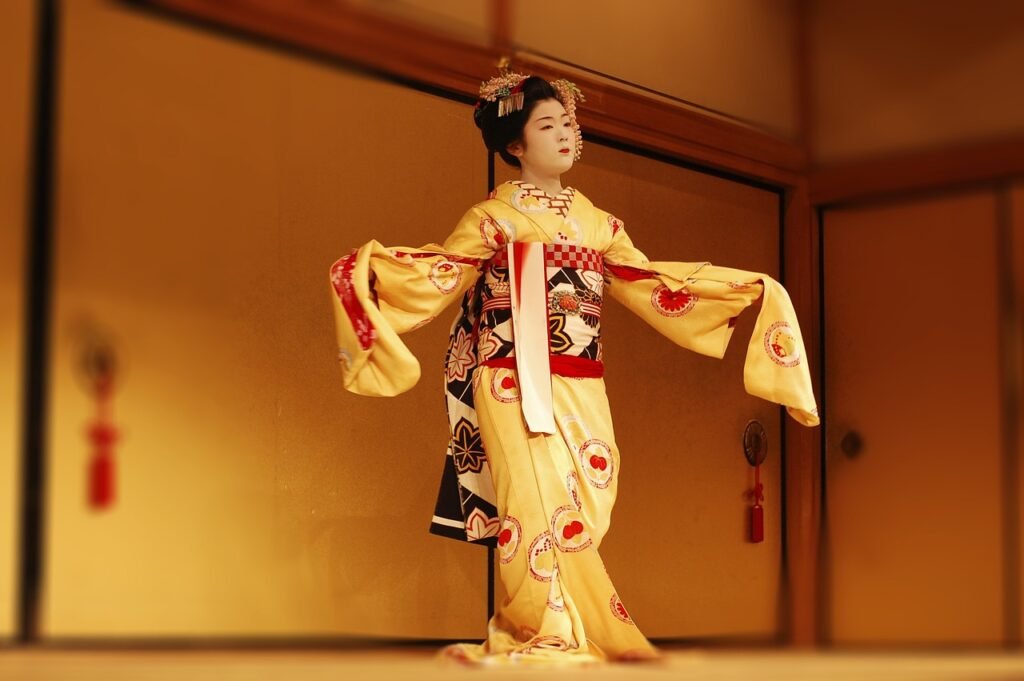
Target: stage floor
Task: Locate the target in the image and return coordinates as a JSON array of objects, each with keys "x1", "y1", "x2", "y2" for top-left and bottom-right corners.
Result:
[{"x1": 3, "y1": 647, "x2": 1024, "y2": 680}]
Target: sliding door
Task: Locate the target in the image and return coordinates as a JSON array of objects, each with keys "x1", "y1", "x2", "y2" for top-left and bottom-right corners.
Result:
[
  {"x1": 824, "y1": 190, "x2": 1004, "y2": 644},
  {"x1": 42, "y1": 0, "x2": 488, "y2": 639}
]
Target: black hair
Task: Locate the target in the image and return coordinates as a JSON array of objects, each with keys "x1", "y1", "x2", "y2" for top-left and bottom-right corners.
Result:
[{"x1": 473, "y1": 76, "x2": 560, "y2": 167}]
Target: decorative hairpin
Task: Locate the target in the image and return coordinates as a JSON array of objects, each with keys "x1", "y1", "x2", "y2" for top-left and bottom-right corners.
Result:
[
  {"x1": 478, "y1": 69, "x2": 529, "y2": 117},
  {"x1": 550, "y1": 78, "x2": 586, "y2": 160}
]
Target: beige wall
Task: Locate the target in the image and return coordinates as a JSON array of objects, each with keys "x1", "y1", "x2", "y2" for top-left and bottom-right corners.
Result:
[
  {"x1": 0, "y1": 0, "x2": 34, "y2": 640},
  {"x1": 810, "y1": 0, "x2": 1024, "y2": 163},
  {"x1": 43, "y1": 0, "x2": 488, "y2": 638},
  {"x1": 39, "y1": 0, "x2": 799, "y2": 642}
]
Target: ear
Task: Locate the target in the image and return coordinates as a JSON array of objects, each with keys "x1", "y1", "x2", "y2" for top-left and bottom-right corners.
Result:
[{"x1": 506, "y1": 140, "x2": 524, "y2": 158}]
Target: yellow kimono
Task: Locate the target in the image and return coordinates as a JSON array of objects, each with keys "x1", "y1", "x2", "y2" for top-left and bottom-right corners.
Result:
[{"x1": 329, "y1": 180, "x2": 819, "y2": 665}]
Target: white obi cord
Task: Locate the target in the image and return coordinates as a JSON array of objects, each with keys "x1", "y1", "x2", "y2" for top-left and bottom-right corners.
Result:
[{"x1": 507, "y1": 241, "x2": 556, "y2": 434}]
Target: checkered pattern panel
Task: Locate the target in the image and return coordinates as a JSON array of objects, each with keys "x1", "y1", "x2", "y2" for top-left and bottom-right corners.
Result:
[
  {"x1": 547, "y1": 243, "x2": 603, "y2": 272},
  {"x1": 490, "y1": 244, "x2": 603, "y2": 273}
]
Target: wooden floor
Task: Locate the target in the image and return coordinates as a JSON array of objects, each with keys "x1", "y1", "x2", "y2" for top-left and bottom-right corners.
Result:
[{"x1": 3, "y1": 648, "x2": 1024, "y2": 681}]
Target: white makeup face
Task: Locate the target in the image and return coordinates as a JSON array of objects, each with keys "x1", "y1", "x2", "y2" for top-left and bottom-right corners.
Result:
[{"x1": 507, "y1": 98, "x2": 575, "y2": 177}]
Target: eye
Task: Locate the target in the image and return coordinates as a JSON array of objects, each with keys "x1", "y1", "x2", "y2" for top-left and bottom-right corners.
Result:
[{"x1": 541, "y1": 125, "x2": 553, "y2": 130}]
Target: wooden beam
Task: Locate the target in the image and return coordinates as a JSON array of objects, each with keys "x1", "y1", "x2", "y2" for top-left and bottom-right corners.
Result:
[
  {"x1": 134, "y1": 0, "x2": 499, "y2": 97},
  {"x1": 795, "y1": 0, "x2": 815, "y2": 159},
  {"x1": 490, "y1": 0, "x2": 512, "y2": 52},
  {"x1": 810, "y1": 137, "x2": 1024, "y2": 206},
  {"x1": 134, "y1": 0, "x2": 807, "y2": 187}
]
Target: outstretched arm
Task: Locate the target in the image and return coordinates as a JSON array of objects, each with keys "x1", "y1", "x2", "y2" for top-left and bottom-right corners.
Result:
[
  {"x1": 602, "y1": 216, "x2": 819, "y2": 427},
  {"x1": 329, "y1": 206, "x2": 497, "y2": 397}
]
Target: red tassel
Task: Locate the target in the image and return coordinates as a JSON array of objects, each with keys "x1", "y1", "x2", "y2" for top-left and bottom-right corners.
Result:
[
  {"x1": 749, "y1": 461, "x2": 764, "y2": 543},
  {"x1": 750, "y1": 503, "x2": 764, "y2": 543},
  {"x1": 86, "y1": 373, "x2": 118, "y2": 511},
  {"x1": 89, "y1": 447, "x2": 115, "y2": 508}
]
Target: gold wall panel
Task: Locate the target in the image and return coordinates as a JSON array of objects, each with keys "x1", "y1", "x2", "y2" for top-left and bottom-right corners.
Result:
[
  {"x1": 515, "y1": 0, "x2": 800, "y2": 139},
  {"x1": 497, "y1": 143, "x2": 784, "y2": 639},
  {"x1": 44, "y1": 0, "x2": 488, "y2": 638},
  {"x1": 0, "y1": 0, "x2": 35, "y2": 641},
  {"x1": 824, "y1": 190, "x2": 1003, "y2": 643}
]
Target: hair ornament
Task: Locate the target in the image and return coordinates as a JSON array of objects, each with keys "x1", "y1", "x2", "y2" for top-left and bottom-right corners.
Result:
[
  {"x1": 476, "y1": 59, "x2": 588, "y2": 161},
  {"x1": 550, "y1": 78, "x2": 586, "y2": 160},
  {"x1": 478, "y1": 63, "x2": 529, "y2": 117}
]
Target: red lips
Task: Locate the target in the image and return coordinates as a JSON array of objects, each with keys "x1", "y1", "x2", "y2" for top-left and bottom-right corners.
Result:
[
  {"x1": 589, "y1": 455, "x2": 607, "y2": 471},
  {"x1": 561, "y1": 520, "x2": 584, "y2": 540}
]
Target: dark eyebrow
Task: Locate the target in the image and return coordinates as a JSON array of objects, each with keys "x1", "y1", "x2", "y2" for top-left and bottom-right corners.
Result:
[{"x1": 535, "y1": 114, "x2": 571, "y2": 123}]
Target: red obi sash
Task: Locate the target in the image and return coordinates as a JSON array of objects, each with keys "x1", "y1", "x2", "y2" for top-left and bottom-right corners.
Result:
[{"x1": 479, "y1": 355, "x2": 604, "y2": 378}]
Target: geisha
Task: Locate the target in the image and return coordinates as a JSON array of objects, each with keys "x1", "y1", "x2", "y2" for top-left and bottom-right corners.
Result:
[{"x1": 329, "y1": 70, "x2": 819, "y2": 666}]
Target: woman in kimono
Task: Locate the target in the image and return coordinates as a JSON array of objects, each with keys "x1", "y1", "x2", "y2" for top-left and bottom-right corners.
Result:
[{"x1": 329, "y1": 72, "x2": 819, "y2": 666}]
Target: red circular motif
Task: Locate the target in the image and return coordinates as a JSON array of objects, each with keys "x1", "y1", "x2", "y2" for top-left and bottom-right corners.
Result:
[
  {"x1": 498, "y1": 515, "x2": 522, "y2": 565},
  {"x1": 651, "y1": 284, "x2": 697, "y2": 317},
  {"x1": 490, "y1": 369, "x2": 521, "y2": 404},
  {"x1": 429, "y1": 260, "x2": 462, "y2": 294},
  {"x1": 610, "y1": 593, "x2": 634, "y2": 625},
  {"x1": 551, "y1": 291, "x2": 580, "y2": 313},
  {"x1": 579, "y1": 439, "x2": 614, "y2": 489},
  {"x1": 763, "y1": 320, "x2": 801, "y2": 368},
  {"x1": 550, "y1": 504, "x2": 592, "y2": 553}
]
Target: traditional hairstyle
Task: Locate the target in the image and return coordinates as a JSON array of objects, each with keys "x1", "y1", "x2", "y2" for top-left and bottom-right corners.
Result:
[
  {"x1": 474, "y1": 76, "x2": 556, "y2": 168},
  {"x1": 473, "y1": 67, "x2": 585, "y2": 167}
]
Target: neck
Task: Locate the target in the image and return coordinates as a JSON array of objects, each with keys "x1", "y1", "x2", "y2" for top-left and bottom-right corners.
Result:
[{"x1": 518, "y1": 168, "x2": 562, "y2": 197}]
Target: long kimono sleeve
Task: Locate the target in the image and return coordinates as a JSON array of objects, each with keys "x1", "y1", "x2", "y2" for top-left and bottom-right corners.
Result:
[
  {"x1": 603, "y1": 222, "x2": 819, "y2": 427},
  {"x1": 329, "y1": 206, "x2": 496, "y2": 397}
]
